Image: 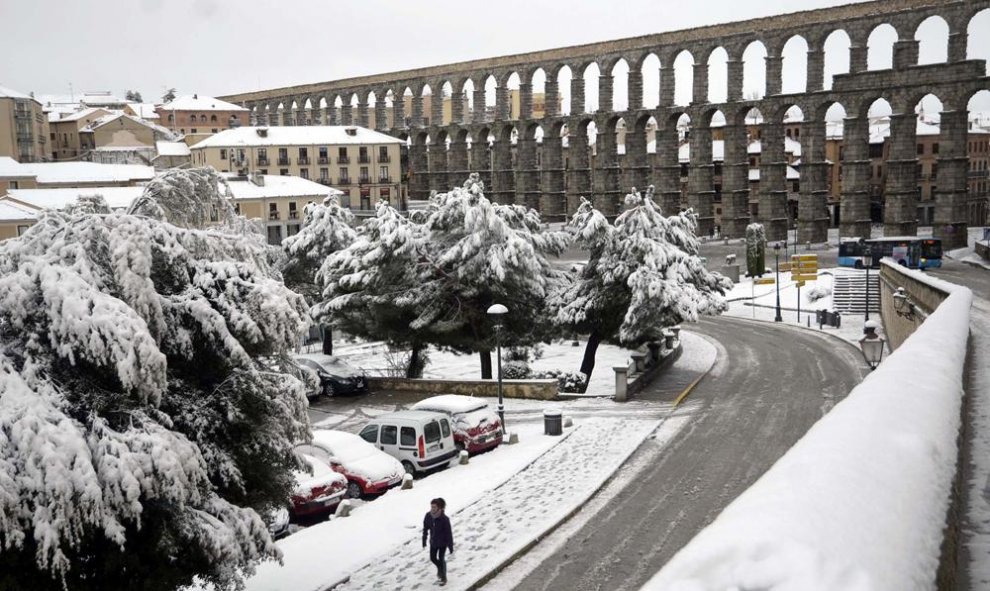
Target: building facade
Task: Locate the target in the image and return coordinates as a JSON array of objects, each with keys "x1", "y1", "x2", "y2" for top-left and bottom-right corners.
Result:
[
  {"x1": 157, "y1": 95, "x2": 249, "y2": 146},
  {"x1": 0, "y1": 86, "x2": 49, "y2": 163},
  {"x1": 190, "y1": 126, "x2": 404, "y2": 212},
  {"x1": 48, "y1": 108, "x2": 111, "y2": 160}
]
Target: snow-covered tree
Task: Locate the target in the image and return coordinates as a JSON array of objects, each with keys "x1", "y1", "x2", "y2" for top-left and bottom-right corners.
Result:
[
  {"x1": 125, "y1": 90, "x2": 143, "y2": 102},
  {"x1": 413, "y1": 174, "x2": 569, "y2": 378},
  {"x1": 746, "y1": 223, "x2": 767, "y2": 277},
  {"x1": 553, "y1": 186, "x2": 732, "y2": 381},
  {"x1": 162, "y1": 88, "x2": 177, "y2": 103},
  {"x1": 315, "y1": 199, "x2": 430, "y2": 376},
  {"x1": 281, "y1": 195, "x2": 357, "y2": 354},
  {"x1": 0, "y1": 182, "x2": 311, "y2": 590}
]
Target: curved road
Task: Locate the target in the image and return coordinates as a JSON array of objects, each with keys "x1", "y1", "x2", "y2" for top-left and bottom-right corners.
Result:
[{"x1": 506, "y1": 315, "x2": 866, "y2": 591}]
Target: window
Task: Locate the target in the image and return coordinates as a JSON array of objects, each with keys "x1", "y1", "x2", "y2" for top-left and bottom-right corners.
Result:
[
  {"x1": 338, "y1": 147, "x2": 349, "y2": 163},
  {"x1": 210, "y1": 114, "x2": 217, "y2": 123},
  {"x1": 381, "y1": 425, "x2": 397, "y2": 445},
  {"x1": 379, "y1": 146, "x2": 389, "y2": 161},
  {"x1": 379, "y1": 165, "x2": 389, "y2": 182},
  {"x1": 299, "y1": 147, "x2": 308, "y2": 159},
  {"x1": 17, "y1": 225, "x2": 30, "y2": 236},
  {"x1": 220, "y1": 148, "x2": 227, "y2": 160},
  {"x1": 339, "y1": 167, "x2": 349, "y2": 182},
  {"x1": 234, "y1": 203, "x2": 241, "y2": 214},
  {"x1": 933, "y1": 142, "x2": 939, "y2": 155},
  {"x1": 360, "y1": 166, "x2": 369, "y2": 183},
  {"x1": 320, "y1": 167, "x2": 329, "y2": 181},
  {"x1": 300, "y1": 168, "x2": 309, "y2": 179},
  {"x1": 360, "y1": 425, "x2": 379, "y2": 443},
  {"x1": 289, "y1": 202, "x2": 298, "y2": 219},
  {"x1": 167, "y1": 113, "x2": 174, "y2": 122},
  {"x1": 359, "y1": 146, "x2": 369, "y2": 163},
  {"x1": 319, "y1": 146, "x2": 329, "y2": 163},
  {"x1": 260, "y1": 169, "x2": 268, "y2": 174},
  {"x1": 211, "y1": 128, "x2": 218, "y2": 133},
  {"x1": 380, "y1": 187, "x2": 390, "y2": 198},
  {"x1": 400, "y1": 426, "x2": 416, "y2": 446},
  {"x1": 278, "y1": 147, "x2": 288, "y2": 165},
  {"x1": 439, "y1": 419, "x2": 451, "y2": 438},
  {"x1": 268, "y1": 203, "x2": 279, "y2": 220},
  {"x1": 917, "y1": 143, "x2": 924, "y2": 155},
  {"x1": 191, "y1": 128, "x2": 198, "y2": 133},
  {"x1": 266, "y1": 226, "x2": 282, "y2": 245},
  {"x1": 287, "y1": 224, "x2": 300, "y2": 236},
  {"x1": 10, "y1": 181, "x2": 18, "y2": 190},
  {"x1": 280, "y1": 168, "x2": 288, "y2": 176},
  {"x1": 424, "y1": 421, "x2": 440, "y2": 444},
  {"x1": 200, "y1": 115, "x2": 207, "y2": 123}
]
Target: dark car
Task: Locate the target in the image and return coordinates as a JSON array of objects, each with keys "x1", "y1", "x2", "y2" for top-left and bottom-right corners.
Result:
[{"x1": 294, "y1": 353, "x2": 368, "y2": 397}]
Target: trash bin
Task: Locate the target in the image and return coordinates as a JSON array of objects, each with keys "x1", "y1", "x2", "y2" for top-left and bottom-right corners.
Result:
[{"x1": 543, "y1": 408, "x2": 563, "y2": 436}]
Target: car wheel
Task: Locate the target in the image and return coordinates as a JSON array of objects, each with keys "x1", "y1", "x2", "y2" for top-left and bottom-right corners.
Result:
[
  {"x1": 322, "y1": 382, "x2": 336, "y2": 398},
  {"x1": 346, "y1": 481, "x2": 362, "y2": 499},
  {"x1": 401, "y1": 461, "x2": 416, "y2": 476},
  {"x1": 854, "y1": 260, "x2": 863, "y2": 269}
]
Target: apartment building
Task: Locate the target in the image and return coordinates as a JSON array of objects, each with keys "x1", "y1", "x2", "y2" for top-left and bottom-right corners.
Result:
[
  {"x1": 48, "y1": 108, "x2": 111, "y2": 160},
  {"x1": 222, "y1": 173, "x2": 342, "y2": 244},
  {"x1": 0, "y1": 157, "x2": 154, "y2": 191},
  {"x1": 157, "y1": 94, "x2": 249, "y2": 146},
  {"x1": 0, "y1": 86, "x2": 49, "y2": 163},
  {"x1": 190, "y1": 126, "x2": 404, "y2": 212}
]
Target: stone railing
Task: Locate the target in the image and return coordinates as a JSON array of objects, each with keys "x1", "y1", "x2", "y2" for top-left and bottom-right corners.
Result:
[
  {"x1": 614, "y1": 328, "x2": 682, "y2": 402},
  {"x1": 975, "y1": 239, "x2": 989, "y2": 262},
  {"x1": 367, "y1": 377, "x2": 557, "y2": 400},
  {"x1": 878, "y1": 259, "x2": 954, "y2": 350}
]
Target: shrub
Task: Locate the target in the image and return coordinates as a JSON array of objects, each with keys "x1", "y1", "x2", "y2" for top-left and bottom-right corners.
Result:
[
  {"x1": 502, "y1": 360, "x2": 532, "y2": 379},
  {"x1": 533, "y1": 370, "x2": 587, "y2": 393},
  {"x1": 806, "y1": 285, "x2": 832, "y2": 303}
]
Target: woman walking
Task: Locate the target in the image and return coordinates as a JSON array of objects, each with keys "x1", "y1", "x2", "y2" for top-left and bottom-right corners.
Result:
[{"x1": 422, "y1": 498, "x2": 454, "y2": 586}]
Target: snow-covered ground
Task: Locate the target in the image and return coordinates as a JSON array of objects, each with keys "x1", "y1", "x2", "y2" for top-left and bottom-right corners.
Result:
[
  {"x1": 724, "y1": 268, "x2": 874, "y2": 344},
  {"x1": 326, "y1": 339, "x2": 642, "y2": 397},
  {"x1": 644, "y1": 264, "x2": 973, "y2": 591}
]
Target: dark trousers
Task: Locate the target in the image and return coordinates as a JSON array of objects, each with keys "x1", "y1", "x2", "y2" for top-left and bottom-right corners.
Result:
[{"x1": 430, "y1": 546, "x2": 447, "y2": 581}]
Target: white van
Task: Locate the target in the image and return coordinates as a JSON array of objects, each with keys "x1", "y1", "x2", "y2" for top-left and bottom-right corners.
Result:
[{"x1": 359, "y1": 410, "x2": 458, "y2": 476}]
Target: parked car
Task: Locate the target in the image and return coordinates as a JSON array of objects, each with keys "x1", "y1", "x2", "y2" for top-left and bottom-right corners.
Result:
[
  {"x1": 411, "y1": 395, "x2": 503, "y2": 454},
  {"x1": 294, "y1": 353, "x2": 368, "y2": 397},
  {"x1": 359, "y1": 410, "x2": 458, "y2": 476},
  {"x1": 299, "y1": 430, "x2": 405, "y2": 498},
  {"x1": 289, "y1": 453, "x2": 348, "y2": 517}
]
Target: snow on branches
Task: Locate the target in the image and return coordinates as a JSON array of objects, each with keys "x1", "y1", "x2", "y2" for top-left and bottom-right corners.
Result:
[
  {"x1": 128, "y1": 167, "x2": 237, "y2": 229},
  {"x1": 554, "y1": 186, "x2": 732, "y2": 348},
  {"x1": 0, "y1": 196, "x2": 311, "y2": 588}
]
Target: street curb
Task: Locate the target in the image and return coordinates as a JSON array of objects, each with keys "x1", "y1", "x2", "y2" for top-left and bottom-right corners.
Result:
[
  {"x1": 724, "y1": 314, "x2": 865, "y2": 358},
  {"x1": 465, "y1": 332, "x2": 719, "y2": 589}
]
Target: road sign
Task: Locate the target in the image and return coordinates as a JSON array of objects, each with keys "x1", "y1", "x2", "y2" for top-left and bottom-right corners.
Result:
[
  {"x1": 795, "y1": 280, "x2": 806, "y2": 287},
  {"x1": 754, "y1": 278, "x2": 776, "y2": 285},
  {"x1": 779, "y1": 263, "x2": 792, "y2": 272},
  {"x1": 791, "y1": 254, "x2": 818, "y2": 261},
  {"x1": 792, "y1": 274, "x2": 818, "y2": 281}
]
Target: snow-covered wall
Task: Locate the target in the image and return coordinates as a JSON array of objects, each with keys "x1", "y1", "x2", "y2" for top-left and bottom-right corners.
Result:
[
  {"x1": 879, "y1": 259, "x2": 960, "y2": 351},
  {"x1": 642, "y1": 281, "x2": 973, "y2": 591}
]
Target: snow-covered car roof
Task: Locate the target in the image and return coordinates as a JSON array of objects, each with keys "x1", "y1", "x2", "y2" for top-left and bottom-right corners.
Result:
[
  {"x1": 306, "y1": 430, "x2": 404, "y2": 482},
  {"x1": 294, "y1": 353, "x2": 362, "y2": 377},
  {"x1": 411, "y1": 395, "x2": 490, "y2": 415},
  {"x1": 293, "y1": 454, "x2": 346, "y2": 493}
]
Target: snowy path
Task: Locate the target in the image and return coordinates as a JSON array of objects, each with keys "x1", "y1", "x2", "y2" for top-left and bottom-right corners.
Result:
[{"x1": 334, "y1": 417, "x2": 663, "y2": 590}]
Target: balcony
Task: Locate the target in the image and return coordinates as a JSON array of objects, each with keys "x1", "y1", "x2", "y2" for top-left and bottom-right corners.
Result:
[
  {"x1": 378, "y1": 176, "x2": 391, "y2": 184},
  {"x1": 269, "y1": 211, "x2": 281, "y2": 221},
  {"x1": 338, "y1": 177, "x2": 352, "y2": 185},
  {"x1": 359, "y1": 176, "x2": 370, "y2": 185},
  {"x1": 318, "y1": 156, "x2": 329, "y2": 164},
  {"x1": 298, "y1": 157, "x2": 310, "y2": 165},
  {"x1": 338, "y1": 156, "x2": 350, "y2": 164},
  {"x1": 277, "y1": 157, "x2": 290, "y2": 166},
  {"x1": 318, "y1": 178, "x2": 332, "y2": 186},
  {"x1": 257, "y1": 157, "x2": 270, "y2": 166},
  {"x1": 358, "y1": 155, "x2": 371, "y2": 164},
  {"x1": 378, "y1": 154, "x2": 391, "y2": 163},
  {"x1": 289, "y1": 210, "x2": 299, "y2": 220}
]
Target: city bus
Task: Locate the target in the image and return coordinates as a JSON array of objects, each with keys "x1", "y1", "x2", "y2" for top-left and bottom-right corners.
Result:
[{"x1": 837, "y1": 237, "x2": 942, "y2": 269}]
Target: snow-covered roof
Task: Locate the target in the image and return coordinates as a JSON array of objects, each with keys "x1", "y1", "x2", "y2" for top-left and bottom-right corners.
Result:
[
  {"x1": 5, "y1": 187, "x2": 144, "y2": 211},
  {"x1": 161, "y1": 94, "x2": 248, "y2": 112},
  {"x1": 221, "y1": 173, "x2": 343, "y2": 200},
  {"x1": 748, "y1": 166, "x2": 800, "y2": 182},
  {"x1": 0, "y1": 157, "x2": 154, "y2": 184},
  {"x1": 51, "y1": 107, "x2": 109, "y2": 124},
  {"x1": 193, "y1": 126, "x2": 403, "y2": 149},
  {"x1": 0, "y1": 199, "x2": 38, "y2": 221},
  {"x1": 80, "y1": 92, "x2": 126, "y2": 106},
  {"x1": 127, "y1": 103, "x2": 160, "y2": 119},
  {"x1": 0, "y1": 85, "x2": 38, "y2": 103},
  {"x1": 156, "y1": 141, "x2": 190, "y2": 157}
]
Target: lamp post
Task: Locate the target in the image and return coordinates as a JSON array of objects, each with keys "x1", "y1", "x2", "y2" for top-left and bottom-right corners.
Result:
[
  {"x1": 858, "y1": 320, "x2": 886, "y2": 370},
  {"x1": 486, "y1": 303, "x2": 508, "y2": 431},
  {"x1": 864, "y1": 264, "x2": 870, "y2": 322},
  {"x1": 773, "y1": 241, "x2": 783, "y2": 322}
]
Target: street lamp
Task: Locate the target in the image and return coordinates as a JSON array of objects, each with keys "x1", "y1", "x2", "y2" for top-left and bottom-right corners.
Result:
[
  {"x1": 858, "y1": 320, "x2": 886, "y2": 370},
  {"x1": 487, "y1": 303, "x2": 509, "y2": 432},
  {"x1": 773, "y1": 241, "x2": 783, "y2": 322}
]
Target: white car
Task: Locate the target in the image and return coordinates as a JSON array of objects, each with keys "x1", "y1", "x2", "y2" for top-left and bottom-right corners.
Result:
[
  {"x1": 411, "y1": 395, "x2": 503, "y2": 454},
  {"x1": 299, "y1": 430, "x2": 405, "y2": 498}
]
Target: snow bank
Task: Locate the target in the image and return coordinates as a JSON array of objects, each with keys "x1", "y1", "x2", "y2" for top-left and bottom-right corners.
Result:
[{"x1": 643, "y1": 284, "x2": 973, "y2": 591}]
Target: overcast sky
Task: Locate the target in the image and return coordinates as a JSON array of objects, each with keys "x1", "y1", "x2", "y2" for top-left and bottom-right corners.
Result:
[{"x1": 2, "y1": 0, "x2": 988, "y2": 112}]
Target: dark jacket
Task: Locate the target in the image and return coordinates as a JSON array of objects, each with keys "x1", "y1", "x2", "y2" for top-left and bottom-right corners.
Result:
[{"x1": 422, "y1": 511, "x2": 454, "y2": 552}]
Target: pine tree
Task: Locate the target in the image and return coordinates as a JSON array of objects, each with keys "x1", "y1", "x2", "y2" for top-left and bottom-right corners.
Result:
[
  {"x1": 553, "y1": 186, "x2": 732, "y2": 381},
  {"x1": 282, "y1": 195, "x2": 357, "y2": 353},
  {"x1": 0, "y1": 173, "x2": 311, "y2": 590},
  {"x1": 746, "y1": 223, "x2": 767, "y2": 277},
  {"x1": 162, "y1": 88, "x2": 177, "y2": 103},
  {"x1": 125, "y1": 90, "x2": 143, "y2": 102},
  {"x1": 315, "y1": 199, "x2": 430, "y2": 376}
]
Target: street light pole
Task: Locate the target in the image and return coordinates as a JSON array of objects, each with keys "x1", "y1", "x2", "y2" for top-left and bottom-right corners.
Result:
[
  {"x1": 864, "y1": 264, "x2": 870, "y2": 322},
  {"x1": 774, "y1": 242, "x2": 783, "y2": 322},
  {"x1": 486, "y1": 303, "x2": 509, "y2": 432}
]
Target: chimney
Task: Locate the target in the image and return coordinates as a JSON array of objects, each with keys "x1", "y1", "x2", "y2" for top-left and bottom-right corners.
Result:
[
  {"x1": 251, "y1": 171, "x2": 264, "y2": 186},
  {"x1": 256, "y1": 127, "x2": 268, "y2": 138},
  {"x1": 193, "y1": 93, "x2": 198, "y2": 99}
]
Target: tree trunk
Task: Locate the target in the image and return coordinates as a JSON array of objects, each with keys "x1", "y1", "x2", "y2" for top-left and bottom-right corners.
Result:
[
  {"x1": 479, "y1": 350, "x2": 492, "y2": 379},
  {"x1": 579, "y1": 331, "x2": 602, "y2": 382},
  {"x1": 405, "y1": 344, "x2": 426, "y2": 378},
  {"x1": 321, "y1": 324, "x2": 333, "y2": 355}
]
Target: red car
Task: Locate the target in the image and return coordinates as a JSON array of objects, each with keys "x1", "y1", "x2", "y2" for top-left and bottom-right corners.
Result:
[
  {"x1": 299, "y1": 430, "x2": 405, "y2": 498},
  {"x1": 289, "y1": 453, "x2": 348, "y2": 517},
  {"x1": 411, "y1": 395, "x2": 503, "y2": 454}
]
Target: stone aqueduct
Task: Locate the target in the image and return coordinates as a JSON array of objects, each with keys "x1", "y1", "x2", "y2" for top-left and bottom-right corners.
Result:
[{"x1": 221, "y1": 0, "x2": 990, "y2": 248}]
